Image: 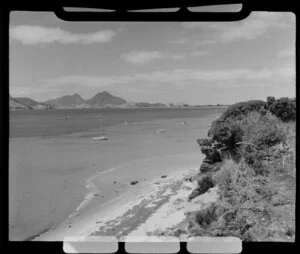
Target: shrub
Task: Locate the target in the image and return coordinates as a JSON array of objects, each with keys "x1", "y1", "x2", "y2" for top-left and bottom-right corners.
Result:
[
  {"x1": 237, "y1": 116, "x2": 286, "y2": 175},
  {"x1": 219, "y1": 100, "x2": 266, "y2": 121},
  {"x1": 208, "y1": 119, "x2": 244, "y2": 149},
  {"x1": 188, "y1": 174, "x2": 215, "y2": 201},
  {"x1": 194, "y1": 204, "x2": 217, "y2": 228},
  {"x1": 267, "y1": 97, "x2": 296, "y2": 122},
  {"x1": 197, "y1": 174, "x2": 214, "y2": 193},
  {"x1": 200, "y1": 147, "x2": 222, "y2": 164},
  {"x1": 213, "y1": 160, "x2": 239, "y2": 188}
]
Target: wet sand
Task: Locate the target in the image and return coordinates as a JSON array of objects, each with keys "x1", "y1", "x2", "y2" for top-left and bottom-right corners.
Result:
[{"x1": 9, "y1": 115, "x2": 215, "y2": 241}]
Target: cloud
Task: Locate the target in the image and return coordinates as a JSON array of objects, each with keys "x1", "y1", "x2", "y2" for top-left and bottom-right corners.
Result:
[
  {"x1": 13, "y1": 64, "x2": 294, "y2": 101},
  {"x1": 171, "y1": 54, "x2": 186, "y2": 60},
  {"x1": 190, "y1": 50, "x2": 208, "y2": 56},
  {"x1": 121, "y1": 51, "x2": 163, "y2": 64},
  {"x1": 181, "y1": 12, "x2": 295, "y2": 42},
  {"x1": 41, "y1": 66, "x2": 291, "y2": 88},
  {"x1": 10, "y1": 25, "x2": 117, "y2": 45},
  {"x1": 170, "y1": 37, "x2": 190, "y2": 44},
  {"x1": 216, "y1": 20, "x2": 268, "y2": 41}
]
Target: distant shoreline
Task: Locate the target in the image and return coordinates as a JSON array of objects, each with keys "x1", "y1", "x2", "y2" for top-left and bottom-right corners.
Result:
[{"x1": 10, "y1": 105, "x2": 229, "y2": 111}]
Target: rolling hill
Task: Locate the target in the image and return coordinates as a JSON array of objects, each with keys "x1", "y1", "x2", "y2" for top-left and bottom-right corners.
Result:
[
  {"x1": 84, "y1": 91, "x2": 127, "y2": 107},
  {"x1": 44, "y1": 93, "x2": 85, "y2": 108}
]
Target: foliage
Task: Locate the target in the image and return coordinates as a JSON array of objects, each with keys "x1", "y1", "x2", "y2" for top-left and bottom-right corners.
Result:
[
  {"x1": 194, "y1": 204, "x2": 218, "y2": 228},
  {"x1": 187, "y1": 96, "x2": 295, "y2": 241},
  {"x1": 196, "y1": 174, "x2": 215, "y2": 194},
  {"x1": 219, "y1": 100, "x2": 266, "y2": 121},
  {"x1": 245, "y1": 116, "x2": 285, "y2": 148},
  {"x1": 188, "y1": 174, "x2": 215, "y2": 201},
  {"x1": 237, "y1": 116, "x2": 286, "y2": 175},
  {"x1": 267, "y1": 97, "x2": 296, "y2": 122},
  {"x1": 208, "y1": 119, "x2": 244, "y2": 149},
  {"x1": 207, "y1": 96, "x2": 295, "y2": 150},
  {"x1": 187, "y1": 147, "x2": 295, "y2": 241}
]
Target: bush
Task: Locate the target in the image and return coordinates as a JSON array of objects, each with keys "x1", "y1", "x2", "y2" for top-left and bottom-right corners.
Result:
[
  {"x1": 194, "y1": 204, "x2": 217, "y2": 228},
  {"x1": 213, "y1": 160, "x2": 240, "y2": 188},
  {"x1": 197, "y1": 174, "x2": 214, "y2": 193},
  {"x1": 267, "y1": 97, "x2": 296, "y2": 122},
  {"x1": 236, "y1": 116, "x2": 286, "y2": 175},
  {"x1": 208, "y1": 119, "x2": 244, "y2": 149},
  {"x1": 188, "y1": 174, "x2": 215, "y2": 201},
  {"x1": 200, "y1": 147, "x2": 222, "y2": 164},
  {"x1": 219, "y1": 100, "x2": 266, "y2": 121}
]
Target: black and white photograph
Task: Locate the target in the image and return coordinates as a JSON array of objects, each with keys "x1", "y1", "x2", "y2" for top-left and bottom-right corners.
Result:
[{"x1": 8, "y1": 6, "x2": 296, "y2": 243}]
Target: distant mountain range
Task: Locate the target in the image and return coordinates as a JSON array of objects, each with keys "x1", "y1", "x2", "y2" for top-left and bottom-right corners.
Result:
[
  {"x1": 9, "y1": 91, "x2": 228, "y2": 110},
  {"x1": 44, "y1": 91, "x2": 133, "y2": 109},
  {"x1": 44, "y1": 93, "x2": 85, "y2": 108},
  {"x1": 9, "y1": 95, "x2": 53, "y2": 110},
  {"x1": 9, "y1": 91, "x2": 168, "y2": 110}
]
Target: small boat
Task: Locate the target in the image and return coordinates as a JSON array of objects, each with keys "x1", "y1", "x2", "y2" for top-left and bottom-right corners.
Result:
[
  {"x1": 123, "y1": 121, "x2": 128, "y2": 125},
  {"x1": 92, "y1": 136, "x2": 108, "y2": 140},
  {"x1": 157, "y1": 129, "x2": 167, "y2": 133},
  {"x1": 182, "y1": 121, "x2": 188, "y2": 125},
  {"x1": 92, "y1": 116, "x2": 107, "y2": 140}
]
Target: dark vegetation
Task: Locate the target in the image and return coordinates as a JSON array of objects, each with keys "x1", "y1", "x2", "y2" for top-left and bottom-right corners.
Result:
[
  {"x1": 188, "y1": 174, "x2": 214, "y2": 201},
  {"x1": 185, "y1": 96, "x2": 295, "y2": 241},
  {"x1": 130, "y1": 181, "x2": 139, "y2": 185}
]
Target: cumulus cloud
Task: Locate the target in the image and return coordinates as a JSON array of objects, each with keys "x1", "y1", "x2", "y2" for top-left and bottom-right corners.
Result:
[
  {"x1": 190, "y1": 50, "x2": 208, "y2": 56},
  {"x1": 10, "y1": 25, "x2": 117, "y2": 45},
  {"x1": 171, "y1": 54, "x2": 186, "y2": 60},
  {"x1": 13, "y1": 64, "x2": 294, "y2": 101},
  {"x1": 121, "y1": 51, "x2": 163, "y2": 64},
  {"x1": 181, "y1": 12, "x2": 294, "y2": 42},
  {"x1": 170, "y1": 37, "x2": 190, "y2": 44},
  {"x1": 41, "y1": 66, "x2": 291, "y2": 89}
]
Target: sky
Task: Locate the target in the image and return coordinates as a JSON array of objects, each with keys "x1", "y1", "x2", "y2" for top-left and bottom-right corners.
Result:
[{"x1": 9, "y1": 7, "x2": 296, "y2": 105}]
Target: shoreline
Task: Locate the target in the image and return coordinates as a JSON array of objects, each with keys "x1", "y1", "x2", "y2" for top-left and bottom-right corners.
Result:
[
  {"x1": 10, "y1": 114, "x2": 216, "y2": 241},
  {"x1": 10, "y1": 105, "x2": 229, "y2": 111},
  {"x1": 33, "y1": 165, "x2": 203, "y2": 241}
]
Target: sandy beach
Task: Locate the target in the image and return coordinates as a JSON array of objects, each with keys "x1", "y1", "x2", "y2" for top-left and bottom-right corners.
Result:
[
  {"x1": 32, "y1": 165, "x2": 219, "y2": 242},
  {"x1": 9, "y1": 113, "x2": 218, "y2": 241}
]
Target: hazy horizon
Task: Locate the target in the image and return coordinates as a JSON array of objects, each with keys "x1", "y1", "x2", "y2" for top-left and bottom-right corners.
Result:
[{"x1": 10, "y1": 10, "x2": 295, "y2": 105}]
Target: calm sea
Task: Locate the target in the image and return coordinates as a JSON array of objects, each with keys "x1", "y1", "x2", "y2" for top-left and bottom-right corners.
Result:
[{"x1": 9, "y1": 107, "x2": 225, "y2": 138}]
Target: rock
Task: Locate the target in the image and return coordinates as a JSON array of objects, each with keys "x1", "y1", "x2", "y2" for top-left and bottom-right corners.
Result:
[
  {"x1": 219, "y1": 149, "x2": 233, "y2": 160},
  {"x1": 113, "y1": 181, "x2": 117, "y2": 184},
  {"x1": 212, "y1": 140, "x2": 224, "y2": 149},
  {"x1": 130, "y1": 180, "x2": 139, "y2": 185},
  {"x1": 212, "y1": 162, "x2": 223, "y2": 172},
  {"x1": 200, "y1": 146, "x2": 214, "y2": 156},
  {"x1": 185, "y1": 187, "x2": 219, "y2": 214},
  {"x1": 210, "y1": 150, "x2": 222, "y2": 163},
  {"x1": 184, "y1": 176, "x2": 193, "y2": 182},
  {"x1": 197, "y1": 138, "x2": 213, "y2": 147},
  {"x1": 188, "y1": 174, "x2": 214, "y2": 201},
  {"x1": 200, "y1": 163, "x2": 214, "y2": 173},
  {"x1": 203, "y1": 157, "x2": 213, "y2": 164},
  {"x1": 200, "y1": 147, "x2": 222, "y2": 164},
  {"x1": 188, "y1": 188, "x2": 201, "y2": 201}
]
